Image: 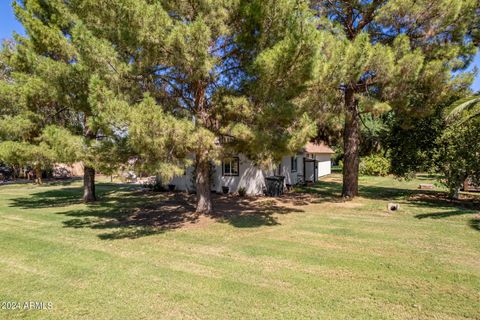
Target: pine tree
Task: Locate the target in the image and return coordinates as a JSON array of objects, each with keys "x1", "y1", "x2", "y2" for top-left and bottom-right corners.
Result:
[
  {"x1": 1, "y1": 0, "x2": 319, "y2": 213},
  {"x1": 309, "y1": 0, "x2": 479, "y2": 198},
  {"x1": 76, "y1": 0, "x2": 319, "y2": 213},
  {"x1": 0, "y1": 0, "x2": 135, "y2": 201}
]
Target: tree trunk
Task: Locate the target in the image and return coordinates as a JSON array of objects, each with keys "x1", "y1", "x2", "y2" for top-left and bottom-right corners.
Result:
[
  {"x1": 342, "y1": 87, "x2": 360, "y2": 198},
  {"x1": 35, "y1": 163, "x2": 42, "y2": 185},
  {"x1": 463, "y1": 178, "x2": 469, "y2": 192},
  {"x1": 195, "y1": 155, "x2": 212, "y2": 214},
  {"x1": 12, "y1": 165, "x2": 17, "y2": 181},
  {"x1": 83, "y1": 166, "x2": 96, "y2": 202},
  {"x1": 448, "y1": 181, "x2": 461, "y2": 200}
]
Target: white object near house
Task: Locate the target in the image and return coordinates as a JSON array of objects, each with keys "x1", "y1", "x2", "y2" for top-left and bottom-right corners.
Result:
[{"x1": 170, "y1": 142, "x2": 335, "y2": 195}]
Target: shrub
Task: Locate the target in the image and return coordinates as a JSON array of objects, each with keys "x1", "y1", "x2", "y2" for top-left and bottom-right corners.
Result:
[
  {"x1": 436, "y1": 117, "x2": 480, "y2": 198},
  {"x1": 359, "y1": 155, "x2": 390, "y2": 176},
  {"x1": 238, "y1": 187, "x2": 247, "y2": 197}
]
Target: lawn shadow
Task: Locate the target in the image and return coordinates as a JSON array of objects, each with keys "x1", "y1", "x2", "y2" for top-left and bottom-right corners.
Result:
[
  {"x1": 415, "y1": 174, "x2": 442, "y2": 181},
  {"x1": 469, "y1": 218, "x2": 480, "y2": 231},
  {"x1": 290, "y1": 178, "x2": 416, "y2": 205},
  {"x1": 9, "y1": 186, "x2": 304, "y2": 240},
  {"x1": 43, "y1": 178, "x2": 82, "y2": 186},
  {"x1": 287, "y1": 180, "x2": 344, "y2": 205},
  {"x1": 11, "y1": 187, "x2": 84, "y2": 208},
  {"x1": 0, "y1": 178, "x2": 81, "y2": 188},
  {"x1": 10, "y1": 176, "x2": 480, "y2": 238},
  {"x1": 10, "y1": 183, "x2": 136, "y2": 209},
  {"x1": 292, "y1": 177, "x2": 480, "y2": 232},
  {"x1": 68, "y1": 193, "x2": 303, "y2": 239},
  {"x1": 410, "y1": 193, "x2": 480, "y2": 232}
]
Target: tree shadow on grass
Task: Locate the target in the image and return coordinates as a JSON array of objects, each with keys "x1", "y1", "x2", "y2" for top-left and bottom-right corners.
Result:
[
  {"x1": 9, "y1": 183, "x2": 136, "y2": 208},
  {"x1": 61, "y1": 192, "x2": 198, "y2": 239},
  {"x1": 43, "y1": 178, "x2": 82, "y2": 186},
  {"x1": 11, "y1": 177, "x2": 480, "y2": 238},
  {"x1": 293, "y1": 178, "x2": 480, "y2": 232},
  {"x1": 469, "y1": 218, "x2": 480, "y2": 231},
  {"x1": 67, "y1": 193, "x2": 303, "y2": 239},
  {"x1": 11, "y1": 187, "x2": 84, "y2": 207},
  {"x1": 410, "y1": 193, "x2": 480, "y2": 232},
  {"x1": 415, "y1": 174, "x2": 443, "y2": 181},
  {"x1": 290, "y1": 179, "x2": 417, "y2": 205},
  {"x1": 9, "y1": 186, "x2": 303, "y2": 240},
  {"x1": 0, "y1": 178, "x2": 81, "y2": 187}
]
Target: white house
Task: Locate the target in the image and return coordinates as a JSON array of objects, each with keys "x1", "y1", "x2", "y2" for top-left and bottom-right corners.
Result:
[{"x1": 170, "y1": 142, "x2": 335, "y2": 195}]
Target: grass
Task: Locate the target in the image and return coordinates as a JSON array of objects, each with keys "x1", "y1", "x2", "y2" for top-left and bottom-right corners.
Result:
[{"x1": 0, "y1": 174, "x2": 479, "y2": 319}]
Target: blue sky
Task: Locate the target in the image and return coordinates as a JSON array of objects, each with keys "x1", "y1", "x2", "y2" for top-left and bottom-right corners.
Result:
[{"x1": 0, "y1": 1, "x2": 479, "y2": 91}]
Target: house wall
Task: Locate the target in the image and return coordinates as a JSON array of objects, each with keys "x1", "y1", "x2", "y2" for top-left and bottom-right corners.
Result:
[
  {"x1": 169, "y1": 152, "x2": 331, "y2": 195},
  {"x1": 277, "y1": 155, "x2": 302, "y2": 186},
  {"x1": 214, "y1": 154, "x2": 266, "y2": 195},
  {"x1": 170, "y1": 166, "x2": 195, "y2": 192},
  {"x1": 170, "y1": 155, "x2": 266, "y2": 194}
]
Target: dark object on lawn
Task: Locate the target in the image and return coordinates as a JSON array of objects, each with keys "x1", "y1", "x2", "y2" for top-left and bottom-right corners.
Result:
[
  {"x1": 265, "y1": 176, "x2": 285, "y2": 197},
  {"x1": 285, "y1": 184, "x2": 292, "y2": 191},
  {"x1": 168, "y1": 184, "x2": 175, "y2": 192},
  {"x1": 222, "y1": 186, "x2": 230, "y2": 194},
  {"x1": 144, "y1": 182, "x2": 167, "y2": 192},
  {"x1": 238, "y1": 187, "x2": 247, "y2": 197},
  {"x1": 153, "y1": 184, "x2": 167, "y2": 192},
  {"x1": 0, "y1": 165, "x2": 14, "y2": 181},
  {"x1": 418, "y1": 184, "x2": 435, "y2": 190},
  {"x1": 462, "y1": 178, "x2": 480, "y2": 192},
  {"x1": 387, "y1": 203, "x2": 400, "y2": 212}
]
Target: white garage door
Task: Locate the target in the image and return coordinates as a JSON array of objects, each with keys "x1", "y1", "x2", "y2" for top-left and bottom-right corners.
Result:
[{"x1": 316, "y1": 154, "x2": 332, "y2": 177}]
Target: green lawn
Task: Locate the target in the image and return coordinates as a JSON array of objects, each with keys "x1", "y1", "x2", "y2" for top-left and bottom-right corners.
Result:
[{"x1": 0, "y1": 174, "x2": 479, "y2": 319}]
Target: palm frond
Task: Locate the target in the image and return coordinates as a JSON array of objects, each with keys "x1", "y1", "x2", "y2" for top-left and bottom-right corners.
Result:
[
  {"x1": 445, "y1": 95, "x2": 480, "y2": 124},
  {"x1": 453, "y1": 108, "x2": 480, "y2": 126}
]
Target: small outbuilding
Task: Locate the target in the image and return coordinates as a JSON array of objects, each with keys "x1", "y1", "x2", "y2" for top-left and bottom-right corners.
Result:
[{"x1": 302, "y1": 142, "x2": 336, "y2": 180}]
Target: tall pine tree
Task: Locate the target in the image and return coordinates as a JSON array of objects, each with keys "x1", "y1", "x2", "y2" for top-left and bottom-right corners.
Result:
[
  {"x1": 309, "y1": 0, "x2": 479, "y2": 198},
  {"x1": 77, "y1": 0, "x2": 319, "y2": 213},
  {"x1": 0, "y1": 0, "x2": 132, "y2": 201},
  {"x1": 1, "y1": 0, "x2": 319, "y2": 213}
]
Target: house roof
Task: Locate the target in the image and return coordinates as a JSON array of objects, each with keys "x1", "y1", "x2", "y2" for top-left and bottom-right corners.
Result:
[{"x1": 304, "y1": 142, "x2": 335, "y2": 154}]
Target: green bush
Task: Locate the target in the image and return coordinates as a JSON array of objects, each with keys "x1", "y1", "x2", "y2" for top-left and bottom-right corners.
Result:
[
  {"x1": 337, "y1": 160, "x2": 343, "y2": 169},
  {"x1": 436, "y1": 117, "x2": 480, "y2": 198},
  {"x1": 359, "y1": 155, "x2": 390, "y2": 176}
]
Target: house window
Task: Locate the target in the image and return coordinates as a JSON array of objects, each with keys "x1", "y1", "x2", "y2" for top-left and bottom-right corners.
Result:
[
  {"x1": 291, "y1": 156, "x2": 298, "y2": 172},
  {"x1": 222, "y1": 157, "x2": 239, "y2": 176}
]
